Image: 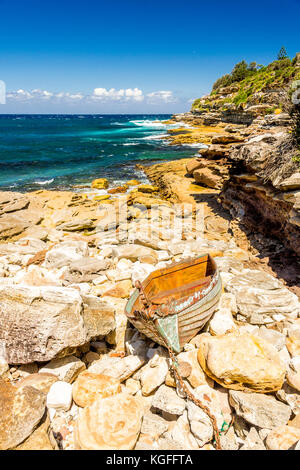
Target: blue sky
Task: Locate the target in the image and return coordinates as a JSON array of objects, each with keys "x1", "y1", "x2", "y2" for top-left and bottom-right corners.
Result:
[{"x1": 0, "y1": 0, "x2": 299, "y2": 113}]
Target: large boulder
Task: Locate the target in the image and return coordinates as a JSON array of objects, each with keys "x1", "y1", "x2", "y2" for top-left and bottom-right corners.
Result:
[
  {"x1": 74, "y1": 392, "x2": 143, "y2": 450},
  {"x1": 44, "y1": 241, "x2": 89, "y2": 269},
  {"x1": 0, "y1": 378, "x2": 46, "y2": 450},
  {"x1": 0, "y1": 285, "x2": 115, "y2": 364},
  {"x1": 197, "y1": 333, "x2": 286, "y2": 392}
]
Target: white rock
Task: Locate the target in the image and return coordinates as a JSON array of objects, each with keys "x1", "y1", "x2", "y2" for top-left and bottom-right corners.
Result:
[
  {"x1": 106, "y1": 268, "x2": 132, "y2": 282},
  {"x1": 256, "y1": 326, "x2": 286, "y2": 351},
  {"x1": 290, "y1": 356, "x2": 300, "y2": 372},
  {"x1": 116, "y1": 259, "x2": 134, "y2": 271},
  {"x1": 131, "y1": 262, "x2": 156, "y2": 284},
  {"x1": 69, "y1": 282, "x2": 91, "y2": 295},
  {"x1": 165, "y1": 410, "x2": 199, "y2": 449},
  {"x1": 140, "y1": 355, "x2": 169, "y2": 396},
  {"x1": 278, "y1": 346, "x2": 291, "y2": 368},
  {"x1": 14, "y1": 265, "x2": 62, "y2": 286},
  {"x1": 152, "y1": 385, "x2": 186, "y2": 416},
  {"x1": 209, "y1": 308, "x2": 236, "y2": 336},
  {"x1": 157, "y1": 250, "x2": 171, "y2": 261},
  {"x1": 187, "y1": 400, "x2": 213, "y2": 446},
  {"x1": 47, "y1": 381, "x2": 73, "y2": 411},
  {"x1": 92, "y1": 274, "x2": 107, "y2": 285}
]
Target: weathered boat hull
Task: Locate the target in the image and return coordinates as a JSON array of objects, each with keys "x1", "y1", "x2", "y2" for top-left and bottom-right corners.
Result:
[{"x1": 125, "y1": 254, "x2": 222, "y2": 352}]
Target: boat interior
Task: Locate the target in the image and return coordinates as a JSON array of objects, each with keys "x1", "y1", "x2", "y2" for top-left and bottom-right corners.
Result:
[{"x1": 141, "y1": 254, "x2": 216, "y2": 305}]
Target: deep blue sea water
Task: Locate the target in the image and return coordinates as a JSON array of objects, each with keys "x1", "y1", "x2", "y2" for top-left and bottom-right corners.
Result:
[{"x1": 0, "y1": 114, "x2": 202, "y2": 192}]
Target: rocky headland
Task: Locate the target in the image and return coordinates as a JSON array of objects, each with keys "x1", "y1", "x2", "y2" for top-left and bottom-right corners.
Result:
[{"x1": 0, "y1": 54, "x2": 300, "y2": 451}]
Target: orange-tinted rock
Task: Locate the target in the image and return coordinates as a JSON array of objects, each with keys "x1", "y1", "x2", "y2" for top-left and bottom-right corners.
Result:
[
  {"x1": 102, "y1": 280, "x2": 132, "y2": 299},
  {"x1": 0, "y1": 378, "x2": 46, "y2": 450},
  {"x1": 193, "y1": 168, "x2": 222, "y2": 189},
  {"x1": 72, "y1": 371, "x2": 121, "y2": 407},
  {"x1": 108, "y1": 186, "x2": 127, "y2": 194},
  {"x1": 266, "y1": 425, "x2": 300, "y2": 450},
  {"x1": 91, "y1": 178, "x2": 109, "y2": 189},
  {"x1": 74, "y1": 392, "x2": 143, "y2": 449}
]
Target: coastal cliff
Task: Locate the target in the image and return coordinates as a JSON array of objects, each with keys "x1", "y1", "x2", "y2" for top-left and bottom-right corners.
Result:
[{"x1": 151, "y1": 54, "x2": 300, "y2": 269}]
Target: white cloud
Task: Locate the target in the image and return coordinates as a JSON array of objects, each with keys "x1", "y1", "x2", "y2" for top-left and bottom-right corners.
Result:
[
  {"x1": 7, "y1": 89, "x2": 84, "y2": 102},
  {"x1": 6, "y1": 86, "x2": 180, "y2": 107},
  {"x1": 55, "y1": 92, "x2": 84, "y2": 100},
  {"x1": 146, "y1": 90, "x2": 176, "y2": 103},
  {"x1": 92, "y1": 87, "x2": 144, "y2": 102}
]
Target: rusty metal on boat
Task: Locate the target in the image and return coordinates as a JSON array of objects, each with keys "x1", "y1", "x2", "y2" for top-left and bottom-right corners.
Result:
[{"x1": 125, "y1": 253, "x2": 222, "y2": 353}]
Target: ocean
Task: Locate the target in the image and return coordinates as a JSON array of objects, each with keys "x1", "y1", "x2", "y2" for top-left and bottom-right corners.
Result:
[{"x1": 0, "y1": 114, "x2": 203, "y2": 192}]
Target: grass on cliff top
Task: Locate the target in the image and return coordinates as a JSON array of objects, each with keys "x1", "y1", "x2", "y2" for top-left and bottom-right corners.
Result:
[{"x1": 192, "y1": 55, "x2": 300, "y2": 111}]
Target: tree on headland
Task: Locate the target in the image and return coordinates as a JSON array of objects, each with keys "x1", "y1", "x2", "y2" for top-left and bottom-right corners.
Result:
[
  {"x1": 248, "y1": 62, "x2": 258, "y2": 72},
  {"x1": 277, "y1": 46, "x2": 288, "y2": 60},
  {"x1": 231, "y1": 61, "x2": 249, "y2": 82}
]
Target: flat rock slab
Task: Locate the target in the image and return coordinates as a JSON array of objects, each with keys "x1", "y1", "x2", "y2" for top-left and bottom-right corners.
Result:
[
  {"x1": 229, "y1": 390, "x2": 291, "y2": 429},
  {"x1": 0, "y1": 378, "x2": 46, "y2": 450},
  {"x1": 88, "y1": 355, "x2": 145, "y2": 382},
  {"x1": 226, "y1": 270, "x2": 300, "y2": 324}
]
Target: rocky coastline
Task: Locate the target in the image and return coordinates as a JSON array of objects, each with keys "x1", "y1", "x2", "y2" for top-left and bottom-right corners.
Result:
[{"x1": 0, "y1": 61, "x2": 300, "y2": 450}]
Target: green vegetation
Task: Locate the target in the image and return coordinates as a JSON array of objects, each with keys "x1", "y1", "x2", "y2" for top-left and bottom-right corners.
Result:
[
  {"x1": 192, "y1": 49, "x2": 300, "y2": 112},
  {"x1": 212, "y1": 61, "x2": 258, "y2": 91},
  {"x1": 292, "y1": 153, "x2": 300, "y2": 163}
]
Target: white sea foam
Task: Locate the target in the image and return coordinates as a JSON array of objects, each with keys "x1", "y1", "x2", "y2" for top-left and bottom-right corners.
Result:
[
  {"x1": 173, "y1": 121, "x2": 194, "y2": 129},
  {"x1": 34, "y1": 178, "x2": 54, "y2": 185},
  {"x1": 182, "y1": 143, "x2": 208, "y2": 148},
  {"x1": 142, "y1": 133, "x2": 169, "y2": 140},
  {"x1": 130, "y1": 119, "x2": 167, "y2": 128}
]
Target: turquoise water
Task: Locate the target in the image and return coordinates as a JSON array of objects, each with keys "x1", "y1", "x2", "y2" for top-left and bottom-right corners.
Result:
[{"x1": 0, "y1": 114, "x2": 202, "y2": 192}]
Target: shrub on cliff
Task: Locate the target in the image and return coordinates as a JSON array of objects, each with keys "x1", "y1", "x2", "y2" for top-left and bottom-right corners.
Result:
[{"x1": 212, "y1": 74, "x2": 232, "y2": 90}]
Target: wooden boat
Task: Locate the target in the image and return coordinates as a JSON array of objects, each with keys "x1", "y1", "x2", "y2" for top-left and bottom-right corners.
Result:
[{"x1": 125, "y1": 253, "x2": 222, "y2": 353}]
